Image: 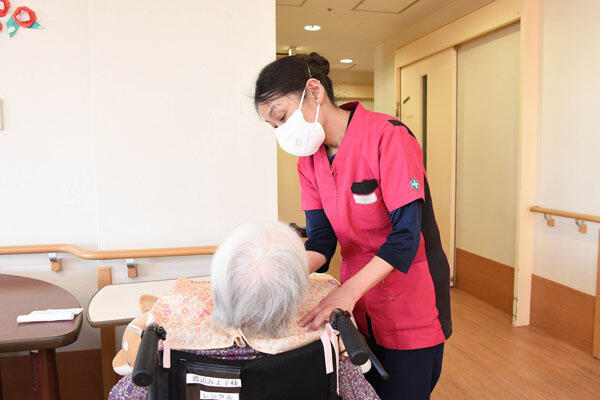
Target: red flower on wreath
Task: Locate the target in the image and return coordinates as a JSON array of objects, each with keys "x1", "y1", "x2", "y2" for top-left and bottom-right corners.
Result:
[
  {"x1": 13, "y1": 6, "x2": 37, "y2": 28},
  {"x1": 0, "y1": 0, "x2": 10, "y2": 18}
]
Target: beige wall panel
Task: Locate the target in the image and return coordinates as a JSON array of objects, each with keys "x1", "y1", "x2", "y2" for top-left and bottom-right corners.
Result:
[
  {"x1": 277, "y1": 147, "x2": 306, "y2": 226},
  {"x1": 334, "y1": 83, "x2": 375, "y2": 111},
  {"x1": 456, "y1": 23, "x2": 520, "y2": 267}
]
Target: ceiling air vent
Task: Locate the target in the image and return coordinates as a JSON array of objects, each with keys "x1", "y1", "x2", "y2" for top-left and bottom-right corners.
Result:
[
  {"x1": 276, "y1": 0, "x2": 308, "y2": 7},
  {"x1": 351, "y1": 0, "x2": 420, "y2": 14}
]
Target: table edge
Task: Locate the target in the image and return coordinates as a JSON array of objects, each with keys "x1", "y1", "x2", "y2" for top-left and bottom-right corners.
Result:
[{"x1": 0, "y1": 314, "x2": 83, "y2": 353}]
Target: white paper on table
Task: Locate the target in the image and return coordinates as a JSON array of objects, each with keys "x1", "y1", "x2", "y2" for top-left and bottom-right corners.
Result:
[
  {"x1": 16, "y1": 308, "x2": 83, "y2": 324},
  {"x1": 30, "y1": 308, "x2": 83, "y2": 315}
]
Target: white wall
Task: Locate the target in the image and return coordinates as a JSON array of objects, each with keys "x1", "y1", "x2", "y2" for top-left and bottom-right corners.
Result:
[
  {"x1": 89, "y1": 0, "x2": 277, "y2": 250},
  {"x1": 0, "y1": 0, "x2": 276, "y2": 352},
  {"x1": 456, "y1": 24, "x2": 520, "y2": 267},
  {"x1": 532, "y1": 0, "x2": 600, "y2": 295},
  {"x1": 0, "y1": 0, "x2": 97, "y2": 247}
]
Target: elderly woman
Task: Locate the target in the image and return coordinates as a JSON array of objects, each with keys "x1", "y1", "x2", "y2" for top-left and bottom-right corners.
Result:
[{"x1": 109, "y1": 221, "x2": 379, "y2": 400}]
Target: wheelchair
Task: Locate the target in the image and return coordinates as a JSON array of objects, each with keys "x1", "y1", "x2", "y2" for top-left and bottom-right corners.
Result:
[{"x1": 132, "y1": 309, "x2": 388, "y2": 400}]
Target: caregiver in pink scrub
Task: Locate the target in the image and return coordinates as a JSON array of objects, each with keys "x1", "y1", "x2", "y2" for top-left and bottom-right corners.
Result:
[{"x1": 254, "y1": 53, "x2": 452, "y2": 400}]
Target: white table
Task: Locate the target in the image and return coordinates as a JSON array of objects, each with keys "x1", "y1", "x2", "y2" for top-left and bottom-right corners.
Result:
[{"x1": 87, "y1": 276, "x2": 209, "y2": 328}]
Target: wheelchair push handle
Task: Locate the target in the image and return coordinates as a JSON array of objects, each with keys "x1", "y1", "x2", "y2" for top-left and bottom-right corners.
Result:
[
  {"x1": 132, "y1": 323, "x2": 167, "y2": 387},
  {"x1": 329, "y1": 309, "x2": 389, "y2": 380}
]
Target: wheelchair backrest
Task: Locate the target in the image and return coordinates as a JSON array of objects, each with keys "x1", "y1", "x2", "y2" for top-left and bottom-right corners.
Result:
[{"x1": 150, "y1": 340, "x2": 339, "y2": 400}]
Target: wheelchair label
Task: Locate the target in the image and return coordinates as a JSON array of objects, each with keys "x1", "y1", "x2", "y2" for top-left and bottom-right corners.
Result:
[
  {"x1": 186, "y1": 373, "x2": 241, "y2": 388},
  {"x1": 185, "y1": 361, "x2": 242, "y2": 400},
  {"x1": 199, "y1": 391, "x2": 239, "y2": 400}
]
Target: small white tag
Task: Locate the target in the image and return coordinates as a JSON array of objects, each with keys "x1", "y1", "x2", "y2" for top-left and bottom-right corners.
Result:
[
  {"x1": 199, "y1": 391, "x2": 239, "y2": 400},
  {"x1": 186, "y1": 373, "x2": 241, "y2": 388},
  {"x1": 353, "y1": 192, "x2": 377, "y2": 204}
]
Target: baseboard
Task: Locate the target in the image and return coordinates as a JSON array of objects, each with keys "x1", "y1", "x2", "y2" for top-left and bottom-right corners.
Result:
[
  {"x1": 531, "y1": 274, "x2": 595, "y2": 354},
  {"x1": 454, "y1": 247, "x2": 596, "y2": 354},
  {"x1": 455, "y1": 248, "x2": 514, "y2": 314},
  {"x1": 0, "y1": 348, "x2": 103, "y2": 400}
]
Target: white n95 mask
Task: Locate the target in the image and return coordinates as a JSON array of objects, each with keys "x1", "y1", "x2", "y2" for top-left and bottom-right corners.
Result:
[{"x1": 274, "y1": 88, "x2": 325, "y2": 157}]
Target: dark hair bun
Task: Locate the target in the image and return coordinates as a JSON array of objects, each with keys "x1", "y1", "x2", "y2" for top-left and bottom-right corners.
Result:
[
  {"x1": 307, "y1": 52, "x2": 330, "y2": 77},
  {"x1": 254, "y1": 52, "x2": 335, "y2": 104}
]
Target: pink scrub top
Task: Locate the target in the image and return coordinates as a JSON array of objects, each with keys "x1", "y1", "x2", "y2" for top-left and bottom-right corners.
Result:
[{"x1": 298, "y1": 102, "x2": 452, "y2": 350}]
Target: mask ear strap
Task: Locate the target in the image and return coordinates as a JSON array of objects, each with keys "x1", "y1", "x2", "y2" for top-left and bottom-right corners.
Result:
[
  {"x1": 299, "y1": 88, "x2": 306, "y2": 110},
  {"x1": 314, "y1": 103, "x2": 320, "y2": 123}
]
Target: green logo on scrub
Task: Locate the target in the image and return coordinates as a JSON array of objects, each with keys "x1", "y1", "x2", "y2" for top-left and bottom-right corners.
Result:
[{"x1": 410, "y1": 178, "x2": 420, "y2": 190}]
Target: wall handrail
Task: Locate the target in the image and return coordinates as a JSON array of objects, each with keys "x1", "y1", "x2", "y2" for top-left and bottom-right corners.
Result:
[
  {"x1": 530, "y1": 206, "x2": 600, "y2": 224},
  {"x1": 0, "y1": 244, "x2": 218, "y2": 260}
]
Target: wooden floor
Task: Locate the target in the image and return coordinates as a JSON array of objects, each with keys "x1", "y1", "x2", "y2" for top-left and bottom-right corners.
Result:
[{"x1": 433, "y1": 289, "x2": 600, "y2": 399}]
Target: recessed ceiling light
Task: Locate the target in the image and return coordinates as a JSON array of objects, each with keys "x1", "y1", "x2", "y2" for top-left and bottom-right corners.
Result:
[
  {"x1": 304, "y1": 25, "x2": 321, "y2": 31},
  {"x1": 340, "y1": 58, "x2": 353, "y2": 64}
]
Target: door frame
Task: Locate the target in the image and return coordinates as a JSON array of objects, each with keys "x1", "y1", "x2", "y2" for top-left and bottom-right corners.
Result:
[{"x1": 393, "y1": 0, "x2": 541, "y2": 327}]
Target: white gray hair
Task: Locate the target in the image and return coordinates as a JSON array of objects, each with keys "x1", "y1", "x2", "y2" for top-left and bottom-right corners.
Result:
[{"x1": 211, "y1": 221, "x2": 308, "y2": 338}]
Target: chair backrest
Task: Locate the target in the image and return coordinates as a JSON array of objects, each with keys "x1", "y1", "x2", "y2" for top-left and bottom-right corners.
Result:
[{"x1": 150, "y1": 340, "x2": 339, "y2": 400}]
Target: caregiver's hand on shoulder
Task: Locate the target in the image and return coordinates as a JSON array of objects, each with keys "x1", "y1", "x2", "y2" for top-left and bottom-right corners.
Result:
[{"x1": 299, "y1": 284, "x2": 360, "y2": 330}]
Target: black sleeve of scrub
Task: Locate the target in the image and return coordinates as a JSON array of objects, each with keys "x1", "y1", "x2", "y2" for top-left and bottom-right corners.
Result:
[
  {"x1": 304, "y1": 209, "x2": 338, "y2": 273},
  {"x1": 376, "y1": 199, "x2": 423, "y2": 273}
]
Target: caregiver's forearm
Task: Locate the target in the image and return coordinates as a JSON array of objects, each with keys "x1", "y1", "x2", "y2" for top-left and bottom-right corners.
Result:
[
  {"x1": 307, "y1": 250, "x2": 327, "y2": 273},
  {"x1": 343, "y1": 256, "x2": 395, "y2": 302}
]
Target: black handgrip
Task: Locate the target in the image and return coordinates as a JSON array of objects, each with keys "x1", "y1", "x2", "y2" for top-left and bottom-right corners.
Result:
[
  {"x1": 329, "y1": 309, "x2": 389, "y2": 380},
  {"x1": 132, "y1": 323, "x2": 166, "y2": 387},
  {"x1": 329, "y1": 309, "x2": 369, "y2": 365},
  {"x1": 289, "y1": 223, "x2": 307, "y2": 238}
]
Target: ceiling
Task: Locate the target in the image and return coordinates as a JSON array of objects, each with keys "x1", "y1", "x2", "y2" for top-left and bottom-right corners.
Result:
[{"x1": 276, "y1": 0, "x2": 490, "y2": 72}]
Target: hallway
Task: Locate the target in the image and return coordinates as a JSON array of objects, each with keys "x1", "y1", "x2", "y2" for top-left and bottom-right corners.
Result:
[{"x1": 434, "y1": 289, "x2": 600, "y2": 399}]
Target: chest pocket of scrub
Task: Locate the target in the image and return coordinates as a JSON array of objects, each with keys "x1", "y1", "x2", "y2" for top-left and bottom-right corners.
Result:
[{"x1": 350, "y1": 179, "x2": 389, "y2": 231}]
